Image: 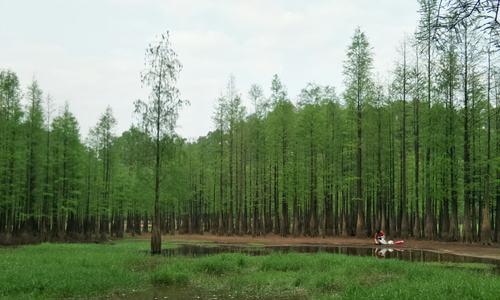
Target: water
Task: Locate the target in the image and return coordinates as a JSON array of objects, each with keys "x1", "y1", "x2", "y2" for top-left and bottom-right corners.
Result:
[{"x1": 161, "y1": 243, "x2": 500, "y2": 267}]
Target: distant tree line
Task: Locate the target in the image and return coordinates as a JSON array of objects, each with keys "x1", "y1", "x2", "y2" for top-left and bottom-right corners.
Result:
[{"x1": 0, "y1": 0, "x2": 498, "y2": 245}]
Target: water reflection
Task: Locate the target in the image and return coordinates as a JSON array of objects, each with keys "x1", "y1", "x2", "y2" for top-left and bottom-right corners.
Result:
[{"x1": 161, "y1": 243, "x2": 500, "y2": 269}]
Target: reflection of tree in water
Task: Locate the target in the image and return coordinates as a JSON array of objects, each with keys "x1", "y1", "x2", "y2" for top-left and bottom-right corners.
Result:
[{"x1": 158, "y1": 243, "x2": 499, "y2": 267}]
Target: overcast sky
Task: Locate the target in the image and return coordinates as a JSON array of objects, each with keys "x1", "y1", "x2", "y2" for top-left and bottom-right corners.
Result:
[{"x1": 0, "y1": 0, "x2": 419, "y2": 139}]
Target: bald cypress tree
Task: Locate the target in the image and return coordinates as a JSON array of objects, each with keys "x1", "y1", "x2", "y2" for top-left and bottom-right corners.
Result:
[
  {"x1": 92, "y1": 107, "x2": 116, "y2": 239},
  {"x1": 411, "y1": 39, "x2": 425, "y2": 238},
  {"x1": 343, "y1": 28, "x2": 373, "y2": 237},
  {"x1": 50, "y1": 104, "x2": 83, "y2": 238},
  {"x1": 213, "y1": 95, "x2": 227, "y2": 235},
  {"x1": 23, "y1": 80, "x2": 44, "y2": 235},
  {"x1": 417, "y1": 0, "x2": 439, "y2": 239},
  {"x1": 223, "y1": 76, "x2": 244, "y2": 235},
  {"x1": 480, "y1": 43, "x2": 493, "y2": 244},
  {"x1": 391, "y1": 39, "x2": 410, "y2": 238},
  {"x1": 495, "y1": 67, "x2": 500, "y2": 243},
  {"x1": 248, "y1": 84, "x2": 266, "y2": 236},
  {"x1": 135, "y1": 31, "x2": 186, "y2": 254},
  {"x1": 437, "y1": 33, "x2": 460, "y2": 241},
  {"x1": 0, "y1": 71, "x2": 23, "y2": 241},
  {"x1": 461, "y1": 22, "x2": 474, "y2": 243},
  {"x1": 267, "y1": 74, "x2": 292, "y2": 235}
]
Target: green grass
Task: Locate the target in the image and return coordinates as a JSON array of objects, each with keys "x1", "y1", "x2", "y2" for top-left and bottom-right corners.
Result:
[
  {"x1": 0, "y1": 241, "x2": 150, "y2": 299},
  {"x1": 158, "y1": 253, "x2": 499, "y2": 299},
  {"x1": 0, "y1": 241, "x2": 498, "y2": 299}
]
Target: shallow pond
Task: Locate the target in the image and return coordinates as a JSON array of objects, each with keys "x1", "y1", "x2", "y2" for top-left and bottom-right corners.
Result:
[{"x1": 162, "y1": 243, "x2": 500, "y2": 267}]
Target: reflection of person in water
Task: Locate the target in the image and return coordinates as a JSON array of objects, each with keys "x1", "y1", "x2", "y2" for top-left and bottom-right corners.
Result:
[{"x1": 375, "y1": 247, "x2": 393, "y2": 257}]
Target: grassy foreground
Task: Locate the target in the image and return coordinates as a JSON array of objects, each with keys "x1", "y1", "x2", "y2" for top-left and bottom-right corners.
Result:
[{"x1": 0, "y1": 240, "x2": 498, "y2": 299}]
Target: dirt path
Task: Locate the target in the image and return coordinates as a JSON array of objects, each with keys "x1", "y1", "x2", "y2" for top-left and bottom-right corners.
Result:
[{"x1": 130, "y1": 233, "x2": 500, "y2": 261}]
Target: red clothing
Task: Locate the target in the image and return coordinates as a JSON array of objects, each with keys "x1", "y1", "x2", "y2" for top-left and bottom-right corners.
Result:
[{"x1": 374, "y1": 231, "x2": 385, "y2": 245}]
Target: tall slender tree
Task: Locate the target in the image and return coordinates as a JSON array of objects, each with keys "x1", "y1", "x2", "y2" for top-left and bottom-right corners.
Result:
[
  {"x1": 213, "y1": 95, "x2": 227, "y2": 235},
  {"x1": 461, "y1": 22, "x2": 474, "y2": 243},
  {"x1": 480, "y1": 41, "x2": 493, "y2": 244},
  {"x1": 223, "y1": 76, "x2": 245, "y2": 235},
  {"x1": 343, "y1": 28, "x2": 373, "y2": 237},
  {"x1": 412, "y1": 38, "x2": 424, "y2": 238},
  {"x1": 495, "y1": 67, "x2": 500, "y2": 243},
  {"x1": 135, "y1": 31, "x2": 186, "y2": 254},
  {"x1": 92, "y1": 107, "x2": 116, "y2": 239},
  {"x1": 392, "y1": 39, "x2": 410, "y2": 237},
  {"x1": 23, "y1": 80, "x2": 44, "y2": 234},
  {"x1": 437, "y1": 32, "x2": 460, "y2": 241},
  {"x1": 417, "y1": 0, "x2": 439, "y2": 239}
]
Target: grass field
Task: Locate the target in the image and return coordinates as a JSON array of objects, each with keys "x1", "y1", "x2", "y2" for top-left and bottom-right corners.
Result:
[{"x1": 0, "y1": 240, "x2": 498, "y2": 299}]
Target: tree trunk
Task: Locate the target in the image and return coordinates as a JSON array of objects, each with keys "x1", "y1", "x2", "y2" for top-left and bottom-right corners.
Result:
[
  {"x1": 413, "y1": 49, "x2": 421, "y2": 238},
  {"x1": 151, "y1": 88, "x2": 162, "y2": 254},
  {"x1": 355, "y1": 88, "x2": 365, "y2": 237}
]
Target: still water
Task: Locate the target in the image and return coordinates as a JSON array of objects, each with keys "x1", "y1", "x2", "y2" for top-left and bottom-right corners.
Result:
[{"x1": 162, "y1": 243, "x2": 500, "y2": 266}]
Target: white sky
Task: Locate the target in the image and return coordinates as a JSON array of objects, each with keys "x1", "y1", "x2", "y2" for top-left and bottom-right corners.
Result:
[{"x1": 0, "y1": 0, "x2": 419, "y2": 139}]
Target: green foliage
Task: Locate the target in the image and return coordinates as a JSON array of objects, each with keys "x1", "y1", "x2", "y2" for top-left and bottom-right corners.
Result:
[
  {"x1": 1, "y1": 12, "x2": 499, "y2": 243},
  {"x1": 0, "y1": 241, "x2": 146, "y2": 298},
  {"x1": 260, "y1": 254, "x2": 307, "y2": 272},
  {"x1": 151, "y1": 265, "x2": 190, "y2": 286}
]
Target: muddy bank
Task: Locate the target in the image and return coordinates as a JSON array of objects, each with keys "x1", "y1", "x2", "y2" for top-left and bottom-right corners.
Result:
[{"x1": 130, "y1": 233, "x2": 500, "y2": 261}]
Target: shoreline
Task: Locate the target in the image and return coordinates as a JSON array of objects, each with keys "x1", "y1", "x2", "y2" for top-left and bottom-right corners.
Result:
[{"x1": 129, "y1": 233, "x2": 500, "y2": 261}]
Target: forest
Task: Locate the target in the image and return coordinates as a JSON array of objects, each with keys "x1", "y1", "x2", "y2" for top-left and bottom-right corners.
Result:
[{"x1": 1, "y1": 0, "x2": 500, "y2": 249}]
